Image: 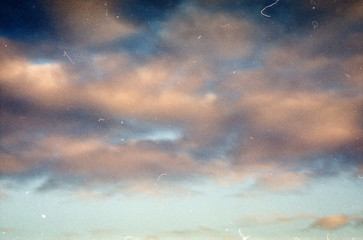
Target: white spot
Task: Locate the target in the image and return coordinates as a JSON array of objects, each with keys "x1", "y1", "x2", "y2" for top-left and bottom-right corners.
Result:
[
  {"x1": 98, "y1": 118, "x2": 105, "y2": 122},
  {"x1": 312, "y1": 21, "x2": 318, "y2": 29},
  {"x1": 204, "y1": 93, "x2": 217, "y2": 102},
  {"x1": 4, "y1": 44, "x2": 7, "y2": 47},
  {"x1": 233, "y1": 70, "x2": 237, "y2": 74},
  {"x1": 41, "y1": 214, "x2": 46, "y2": 218},
  {"x1": 220, "y1": 23, "x2": 231, "y2": 28}
]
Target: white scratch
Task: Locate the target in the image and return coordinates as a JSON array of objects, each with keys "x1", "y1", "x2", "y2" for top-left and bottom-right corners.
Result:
[
  {"x1": 238, "y1": 228, "x2": 250, "y2": 240},
  {"x1": 312, "y1": 21, "x2": 318, "y2": 29},
  {"x1": 197, "y1": 35, "x2": 202, "y2": 40},
  {"x1": 345, "y1": 73, "x2": 351, "y2": 78},
  {"x1": 157, "y1": 173, "x2": 167, "y2": 182},
  {"x1": 63, "y1": 51, "x2": 73, "y2": 63},
  {"x1": 98, "y1": 118, "x2": 105, "y2": 122},
  {"x1": 261, "y1": 0, "x2": 280, "y2": 18},
  {"x1": 220, "y1": 23, "x2": 231, "y2": 28},
  {"x1": 327, "y1": 234, "x2": 330, "y2": 240}
]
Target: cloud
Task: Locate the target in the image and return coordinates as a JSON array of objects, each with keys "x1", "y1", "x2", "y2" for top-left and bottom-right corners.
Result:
[
  {"x1": 0, "y1": 134, "x2": 201, "y2": 181},
  {"x1": 167, "y1": 226, "x2": 234, "y2": 239},
  {"x1": 239, "y1": 213, "x2": 315, "y2": 226},
  {"x1": 343, "y1": 55, "x2": 363, "y2": 90},
  {"x1": 0, "y1": 1, "x2": 362, "y2": 194},
  {"x1": 46, "y1": 0, "x2": 137, "y2": 46},
  {"x1": 254, "y1": 172, "x2": 308, "y2": 192},
  {"x1": 161, "y1": 5, "x2": 258, "y2": 60},
  {"x1": 312, "y1": 215, "x2": 350, "y2": 230},
  {"x1": 0, "y1": 227, "x2": 15, "y2": 234}
]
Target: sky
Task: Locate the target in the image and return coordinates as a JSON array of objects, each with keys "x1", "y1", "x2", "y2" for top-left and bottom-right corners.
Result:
[{"x1": 0, "y1": 0, "x2": 362, "y2": 239}]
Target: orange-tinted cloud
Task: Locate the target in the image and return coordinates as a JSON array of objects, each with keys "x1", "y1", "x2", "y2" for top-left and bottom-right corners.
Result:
[
  {"x1": 254, "y1": 172, "x2": 308, "y2": 192},
  {"x1": 0, "y1": 1, "x2": 362, "y2": 193},
  {"x1": 313, "y1": 215, "x2": 350, "y2": 230}
]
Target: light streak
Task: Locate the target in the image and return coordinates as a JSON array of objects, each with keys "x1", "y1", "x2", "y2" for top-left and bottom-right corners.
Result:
[
  {"x1": 261, "y1": 0, "x2": 280, "y2": 18},
  {"x1": 157, "y1": 173, "x2": 167, "y2": 182},
  {"x1": 63, "y1": 51, "x2": 73, "y2": 63},
  {"x1": 238, "y1": 228, "x2": 251, "y2": 240}
]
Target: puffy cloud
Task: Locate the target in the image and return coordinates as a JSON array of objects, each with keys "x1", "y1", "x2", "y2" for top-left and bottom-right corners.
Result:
[
  {"x1": 0, "y1": 1, "x2": 362, "y2": 193},
  {"x1": 312, "y1": 215, "x2": 350, "y2": 230},
  {"x1": 0, "y1": 134, "x2": 201, "y2": 181},
  {"x1": 235, "y1": 91, "x2": 361, "y2": 156}
]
